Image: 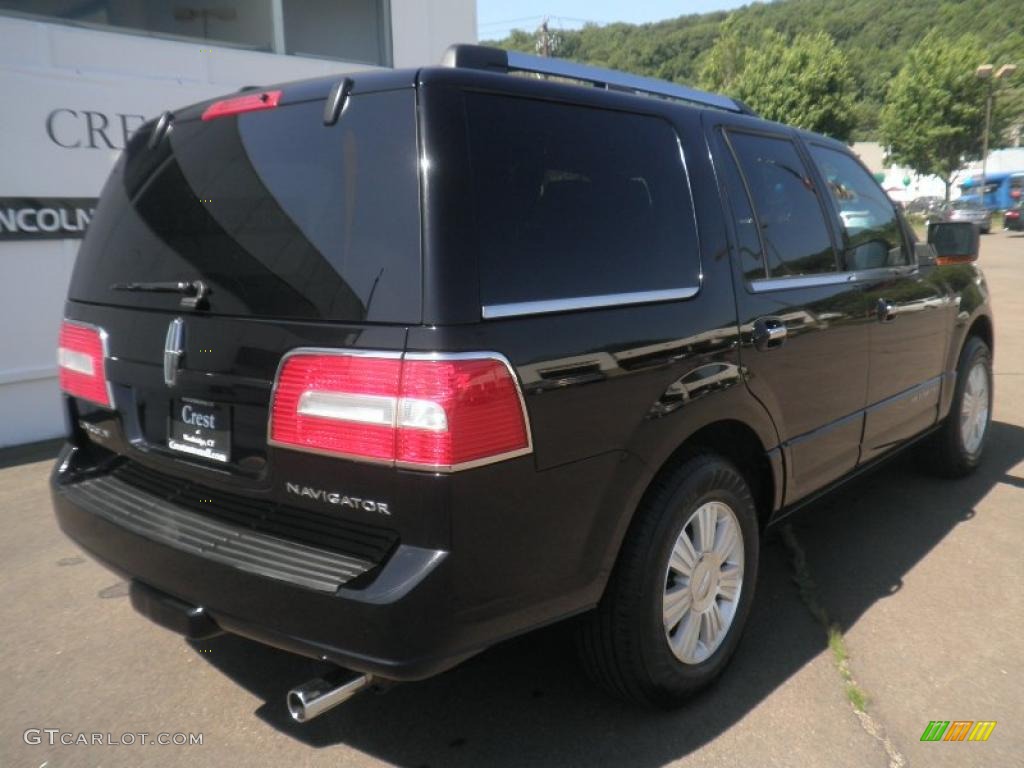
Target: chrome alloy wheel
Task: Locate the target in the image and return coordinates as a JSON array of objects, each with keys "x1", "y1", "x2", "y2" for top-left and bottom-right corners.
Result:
[
  {"x1": 663, "y1": 500, "x2": 744, "y2": 665},
  {"x1": 960, "y1": 361, "x2": 990, "y2": 455}
]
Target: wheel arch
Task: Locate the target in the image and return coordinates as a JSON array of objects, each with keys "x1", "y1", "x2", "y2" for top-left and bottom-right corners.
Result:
[
  {"x1": 641, "y1": 419, "x2": 778, "y2": 533},
  {"x1": 966, "y1": 313, "x2": 993, "y2": 357},
  {"x1": 599, "y1": 406, "x2": 782, "y2": 583},
  {"x1": 940, "y1": 307, "x2": 994, "y2": 421},
  {"x1": 586, "y1": 384, "x2": 784, "y2": 609}
]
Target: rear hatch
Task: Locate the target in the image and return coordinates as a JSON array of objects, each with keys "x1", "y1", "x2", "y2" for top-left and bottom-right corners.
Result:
[{"x1": 63, "y1": 78, "x2": 421, "y2": 485}]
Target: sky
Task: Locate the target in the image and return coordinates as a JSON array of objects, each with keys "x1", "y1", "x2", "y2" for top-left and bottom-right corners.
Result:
[{"x1": 477, "y1": 0, "x2": 751, "y2": 41}]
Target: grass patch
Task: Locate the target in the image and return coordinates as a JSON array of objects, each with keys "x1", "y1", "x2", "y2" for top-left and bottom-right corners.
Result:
[
  {"x1": 846, "y1": 682, "x2": 870, "y2": 712},
  {"x1": 828, "y1": 625, "x2": 848, "y2": 664},
  {"x1": 781, "y1": 525, "x2": 870, "y2": 713}
]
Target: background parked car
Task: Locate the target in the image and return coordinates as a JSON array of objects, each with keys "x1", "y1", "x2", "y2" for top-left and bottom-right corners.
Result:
[
  {"x1": 906, "y1": 196, "x2": 945, "y2": 216},
  {"x1": 934, "y1": 200, "x2": 992, "y2": 234},
  {"x1": 1005, "y1": 202, "x2": 1023, "y2": 231}
]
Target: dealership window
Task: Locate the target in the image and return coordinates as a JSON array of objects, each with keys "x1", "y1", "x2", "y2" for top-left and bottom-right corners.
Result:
[
  {"x1": 283, "y1": 0, "x2": 388, "y2": 64},
  {"x1": 0, "y1": 0, "x2": 392, "y2": 65}
]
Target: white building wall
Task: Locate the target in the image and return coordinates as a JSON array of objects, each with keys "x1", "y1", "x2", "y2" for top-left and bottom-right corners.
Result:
[
  {"x1": 0, "y1": 6, "x2": 475, "y2": 447},
  {"x1": 391, "y1": 0, "x2": 476, "y2": 67}
]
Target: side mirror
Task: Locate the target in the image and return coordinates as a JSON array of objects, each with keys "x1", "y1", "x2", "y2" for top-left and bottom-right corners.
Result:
[{"x1": 927, "y1": 221, "x2": 980, "y2": 265}]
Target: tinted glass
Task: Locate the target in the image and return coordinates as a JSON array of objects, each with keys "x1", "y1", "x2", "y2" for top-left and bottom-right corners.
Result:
[
  {"x1": 727, "y1": 132, "x2": 837, "y2": 278},
  {"x1": 716, "y1": 133, "x2": 768, "y2": 281},
  {"x1": 70, "y1": 90, "x2": 421, "y2": 323},
  {"x1": 809, "y1": 144, "x2": 909, "y2": 269},
  {"x1": 465, "y1": 94, "x2": 699, "y2": 308}
]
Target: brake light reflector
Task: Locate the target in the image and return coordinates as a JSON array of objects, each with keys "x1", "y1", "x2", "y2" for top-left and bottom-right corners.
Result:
[
  {"x1": 396, "y1": 357, "x2": 530, "y2": 468},
  {"x1": 268, "y1": 351, "x2": 531, "y2": 471},
  {"x1": 58, "y1": 320, "x2": 111, "y2": 407},
  {"x1": 201, "y1": 90, "x2": 282, "y2": 121}
]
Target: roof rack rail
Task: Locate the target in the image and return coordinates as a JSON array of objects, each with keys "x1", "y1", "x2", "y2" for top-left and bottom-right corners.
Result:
[{"x1": 440, "y1": 44, "x2": 755, "y2": 115}]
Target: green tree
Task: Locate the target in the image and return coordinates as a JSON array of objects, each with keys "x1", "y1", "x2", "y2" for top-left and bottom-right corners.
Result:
[
  {"x1": 698, "y1": 16, "x2": 751, "y2": 94},
  {"x1": 879, "y1": 32, "x2": 989, "y2": 200},
  {"x1": 701, "y1": 28, "x2": 856, "y2": 139},
  {"x1": 484, "y1": 0, "x2": 1024, "y2": 142}
]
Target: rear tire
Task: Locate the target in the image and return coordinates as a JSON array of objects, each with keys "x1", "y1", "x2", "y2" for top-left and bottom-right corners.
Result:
[
  {"x1": 926, "y1": 336, "x2": 992, "y2": 477},
  {"x1": 576, "y1": 453, "x2": 759, "y2": 707}
]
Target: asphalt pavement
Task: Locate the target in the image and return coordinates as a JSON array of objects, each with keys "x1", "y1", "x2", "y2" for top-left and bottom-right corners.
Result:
[{"x1": 2, "y1": 231, "x2": 1021, "y2": 768}]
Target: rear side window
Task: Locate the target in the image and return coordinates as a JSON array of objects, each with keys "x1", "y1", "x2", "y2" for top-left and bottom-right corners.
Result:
[
  {"x1": 465, "y1": 94, "x2": 699, "y2": 313},
  {"x1": 808, "y1": 144, "x2": 909, "y2": 269},
  {"x1": 69, "y1": 90, "x2": 421, "y2": 323},
  {"x1": 726, "y1": 132, "x2": 837, "y2": 279}
]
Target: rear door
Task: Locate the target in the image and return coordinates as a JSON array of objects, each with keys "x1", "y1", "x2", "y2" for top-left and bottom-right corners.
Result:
[
  {"x1": 64, "y1": 85, "x2": 422, "y2": 485},
  {"x1": 803, "y1": 141, "x2": 953, "y2": 460},
  {"x1": 710, "y1": 119, "x2": 871, "y2": 503}
]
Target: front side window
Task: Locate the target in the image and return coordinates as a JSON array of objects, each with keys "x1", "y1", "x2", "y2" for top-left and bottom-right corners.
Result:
[
  {"x1": 465, "y1": 94, "x2": 699, "y2": 311},
  {"x1": 726, "y1": 131, "x2": 837, "y2": 279},
  {"x1": 809, "y1": 144, "x2": 909, "y2": 269}
]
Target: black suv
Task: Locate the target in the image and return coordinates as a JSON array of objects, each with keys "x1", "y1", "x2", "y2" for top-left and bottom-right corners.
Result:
[{"x1": 51, "y1": 45, "x2": 994, "y2": 719}]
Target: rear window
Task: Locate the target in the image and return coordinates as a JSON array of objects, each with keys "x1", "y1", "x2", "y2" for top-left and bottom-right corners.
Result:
[
  {"x1": 69, "y1": 89, "x2": 421, "y2": 323},
  {"x1": 464, "y1": 94, "x2": 699, "y2": 313}
]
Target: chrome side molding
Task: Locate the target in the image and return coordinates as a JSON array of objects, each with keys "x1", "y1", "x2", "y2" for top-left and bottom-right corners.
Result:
[{"x1": 482, "y1": 286, "x2": 700, "y2": 320}]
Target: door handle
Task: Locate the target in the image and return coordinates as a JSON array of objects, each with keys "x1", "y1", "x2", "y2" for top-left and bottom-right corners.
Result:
[
  {"x1": 752, "y1": 317, "x2": 787, "y2": 350},
  {"x1": 877, "y1": 298, "x2": 897, "y2": 323}
]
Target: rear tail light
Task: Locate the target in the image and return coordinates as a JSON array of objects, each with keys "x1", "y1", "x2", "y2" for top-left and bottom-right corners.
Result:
[
  {"x1": 201, "y1": 89, "x2": 282, "y2": 121},
  {"x1": 269, "y1": 350, "x2": 531, "y2": 471},
  {"x1": 58, "y1": 320, "x2": 111, "y2": 408}
]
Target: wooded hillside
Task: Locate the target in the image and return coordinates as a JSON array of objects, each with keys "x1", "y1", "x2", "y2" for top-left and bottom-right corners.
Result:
[{"x1": 485, "y1": 0, "x2": 1023, "y2": 139}]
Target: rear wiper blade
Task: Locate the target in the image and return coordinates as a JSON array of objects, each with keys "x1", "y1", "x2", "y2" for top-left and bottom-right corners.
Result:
[{"x1": 111, "y1": 279, "x2": 209, "y2": 309}]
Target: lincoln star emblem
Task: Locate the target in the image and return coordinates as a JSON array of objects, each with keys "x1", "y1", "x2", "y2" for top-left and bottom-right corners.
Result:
[{"x1": 164, "y1": 317, "x2": 185, "y2": 387}]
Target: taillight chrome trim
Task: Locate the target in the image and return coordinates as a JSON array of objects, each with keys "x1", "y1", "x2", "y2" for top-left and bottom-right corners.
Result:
[
  {"x1": 58, "y1": 319, "x2": 114, "y2": 410},
  {"x1": 266, "y1": 348, "x2": 533, "y2": 473}
]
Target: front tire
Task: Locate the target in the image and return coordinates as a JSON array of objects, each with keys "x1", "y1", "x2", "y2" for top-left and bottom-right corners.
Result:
[
  {"x1": 927, "y1": 336, "x2": 992, "y2": 477},
  {"x1": 577, "y1": 454, "x2": 759, "y2": 707}
]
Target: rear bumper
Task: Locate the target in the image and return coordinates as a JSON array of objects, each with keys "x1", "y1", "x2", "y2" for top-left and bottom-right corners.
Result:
[{"x1": 51, "y1": 445, "x2": 473, "y2": 681}]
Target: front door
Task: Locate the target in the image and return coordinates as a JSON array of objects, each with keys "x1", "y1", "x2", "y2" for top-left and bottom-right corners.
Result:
[
  {"x1": 803, "y1": 142, "x2": 954, "y2": 462},
  {"x1": 711, "y1": 121, "x2": 871, "y2": 503}
]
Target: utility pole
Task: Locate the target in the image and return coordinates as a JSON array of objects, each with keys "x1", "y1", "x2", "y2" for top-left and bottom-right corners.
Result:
[
  {"x1": 540, "y1": 17, "x2": 550, "y2": 57},
  {"x1": 979, "y1": 71, "x2": 993, "y2": 201},
  {"x1": 975, "y1": 63, "x2": 1018, "y2": 206}
]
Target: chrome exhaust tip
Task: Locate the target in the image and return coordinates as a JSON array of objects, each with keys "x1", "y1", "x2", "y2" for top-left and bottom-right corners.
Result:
[{"x1": 287, "y1": 671, "x2": 373, "y2": 723}]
